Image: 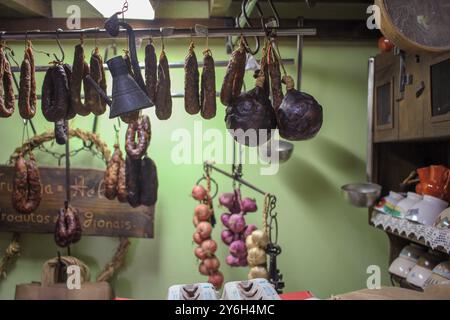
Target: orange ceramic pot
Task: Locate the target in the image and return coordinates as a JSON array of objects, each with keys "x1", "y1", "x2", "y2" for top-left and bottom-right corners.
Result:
[{"x1": 417, "y1": 165, "x2": 450, "y2": 200}]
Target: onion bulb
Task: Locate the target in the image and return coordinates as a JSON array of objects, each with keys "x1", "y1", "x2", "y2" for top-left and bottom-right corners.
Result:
[
  {"x1": 196, "y1": 222, "x2": 212, "y2": 239},
  {"x1": 195, "y1": 204, "x2": 212, "y2": 221},
  {"x1": 229, "y1": 240, "x2": 247, "y2": 258},
  {"x1": 244, "y1": 224, "x2": 257, "y2": 238},
  {"x1": 228, "y1": 214, "x2": 246, "y2": 233},
  {"x1": 247, "y1": 247, "x2": 266, "y2": 266},
  {"x1": 201, "y1": 239, "x2": 218, "y2": 255},
  {"x1": 194, "y1": 247, "x2": 207, "y2": 260},
  {"x1": 199, "y1": 262, "x2": 209, "y2": 275},
  {"x1": 193, "y1": 232, "x2": 203, "y2": 245},
  {"x1": 251, "y1": 230, "x2": 269, "y2": 248},
  {"x1": 226, "y1": 255, "x2": 240, "y2": 267},
  {"x1": 193, "y1": 215, "x2": 199, "y2": 227},
  {"x1": 221, "y1": 229, "x2": 234, "y2": 246},
  {"x1": 240, "y1": 198, "x2": 257, "y2": 213},
  {"x1": 192, "y1": 185, "x2": 207, "y2": 200},
  {"x1": 208, "y1": 271, "x2": 224, "y2": 289},
  {"x1": 204, "y1": 257, "x2": 220, "y2": 271},
  {"x1": 248, "y1": 266, "x2": 268, "y2": 280}
]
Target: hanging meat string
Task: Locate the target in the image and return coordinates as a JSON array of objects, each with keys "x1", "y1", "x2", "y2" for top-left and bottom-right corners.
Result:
[
  {"x1": 220, "y1": 38, "x2": 246, "y2": 106},
  {"x1": 200, "y1": 48, "x2": 216, "y2": 120},
  {"x1": 271, "y1": 41, "x2": 323, "y2": 141},
  {"x1": 225, "y1": 41, "x2": 277, "y2": 147},
  {"x1": 87, "y1": 47, "x2": 107, "y2": 115},
  {"x1": 184, "y1": 41, "x2": 200, "y2": 115},
  {"x1": 145, "y1": 39, "x2": 157, "y2": 103},
  {"x1": 0, "y1": 44, "x2": 15, "y2": 118},
  {"x1": 155, "y1": 43, "x2": 172, "y2": 120},
  {"x1": 18, "y1": 41, "x2": 37, "y2": 120},
  {"x1": 70, "y1": 41, "x2": 92, "y2": 116}
]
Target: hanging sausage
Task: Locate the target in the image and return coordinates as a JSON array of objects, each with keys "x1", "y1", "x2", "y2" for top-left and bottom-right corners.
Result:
[
  {"x1": 200, "y1": 49, "x2": 216, "y2": 120},
  {"x1": 155, "y1": 47, "x2": 172, "y2": 120},
  {"x1": 0, "y1": 45, "x2": 15, "y2": 118},
  {"x1": 86, "y1": 47, "x2": 107, "y2": 115},
  {"x1": 41, "y1": 64, "x2": 70, "y2": 122},
  {"x1": 184, "y1": 41, "x2": 200, "y2": 115},
  {"x1": 11, "y1": 152, "x2": 42, "y2": 215},
  {"x1": 220, "y1": 39, "x2": 246, "y2": 107},
  {"x1": 18, "y1": 41, "x2": 37, "y2": 119},
  {"x1": 125, "y1": 115, "x2": 151, "y2": 160},
  {"x1": 145, "y1": 40, "x2": 157, "y2": 103},
  {"x1": 70, "y1": 43, "x2": 91, "y2": 116},
  {"x1": 54, "y1": 206, "x2": 82, "y2": 248}
]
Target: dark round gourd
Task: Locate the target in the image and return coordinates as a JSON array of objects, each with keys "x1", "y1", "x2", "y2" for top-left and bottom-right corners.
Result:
[
  {"x1": 277, "y1": 75, "x2": 323, "y2": 141},
  {"x1": 225, "y1": 81, "x2": 277, "y2": 147}
]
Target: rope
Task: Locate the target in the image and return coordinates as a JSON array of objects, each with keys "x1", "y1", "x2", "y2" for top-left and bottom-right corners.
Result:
[
  {"x1": 41, "y1": 256, "x2": 90, "y2": 286},
  {"x1": 282, "y1": 75, "x2": 295, "y2": 90},
  {"x1": 0, "y1": 233, "x2": 20, "y2": 279},
  {"x1": 96, "y1": 237, "x2": 131, "y2": 282},
  {"x1": 262, "y1": 194, "x2": 270, "y2": 235}
]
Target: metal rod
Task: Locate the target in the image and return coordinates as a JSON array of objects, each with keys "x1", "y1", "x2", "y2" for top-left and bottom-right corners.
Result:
[
  {"x1": 10, "y1": 59, "x2": 295, "y2": 73},
  {"x1": 296, "y1": 17, "x2": 304, "y2": 91},
  {"x1": 366, "y1": 57, "x2": 375, "y2": 182},
  {"x1": 0, "y1": 27, "x2": 316, "y2": 41},
  {"x1": 205, "y1": 162, "x2": 267, "y2": 196},
  {"x1": 64, "y1": 120, "x2": 71, "y2": 209}
]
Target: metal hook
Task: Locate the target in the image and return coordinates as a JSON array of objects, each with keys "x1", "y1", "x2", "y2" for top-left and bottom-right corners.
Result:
[
  {"x1": 237, "y1": 0, "x2": 261, "y2": 55},
  {"x1": 53, "y1": 28, "x2": 65, "y2": 63},
  {"x1": 267, "y1": 0, "x2": 280, "y2": 28}
]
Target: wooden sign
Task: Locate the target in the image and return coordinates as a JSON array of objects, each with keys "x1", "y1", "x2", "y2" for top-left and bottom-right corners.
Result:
[{"x1": 0, "y1": 165, "x2": 154, "y2": 238}]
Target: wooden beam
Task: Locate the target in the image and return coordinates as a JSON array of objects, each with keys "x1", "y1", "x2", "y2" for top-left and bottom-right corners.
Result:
[
  {"x1": 0, "y1": 0, "x2": 51, "y2": 18},
  {"x1": 210, "y1": 0, "x2": 232, "y2": 17}
]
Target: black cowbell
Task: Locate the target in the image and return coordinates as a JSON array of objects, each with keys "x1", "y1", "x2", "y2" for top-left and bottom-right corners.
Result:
[{"x1": 107, "y1": 56, "x2": 152, "y2": 119}]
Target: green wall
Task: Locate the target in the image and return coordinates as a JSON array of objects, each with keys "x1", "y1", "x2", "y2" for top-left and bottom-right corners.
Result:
[{"x1": 0, "y1": 37, "x2": 389, "y2": 299}]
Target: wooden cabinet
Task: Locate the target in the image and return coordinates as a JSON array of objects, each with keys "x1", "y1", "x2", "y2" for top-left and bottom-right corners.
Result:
[
  {"x1": 373, "y1": 51, "x2": 450, "y2": 142},
  {"x1": 374, "y1": 52, "x2": 399, "y2": 142},
  {"x1": 423, "y1": 51, "x2": 450, "y2": 138}
]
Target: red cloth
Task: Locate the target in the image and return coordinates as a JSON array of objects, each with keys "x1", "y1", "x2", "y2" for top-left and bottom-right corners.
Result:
[{"x1": 280, "y1": 291, "x2": 314, "y2": 300}]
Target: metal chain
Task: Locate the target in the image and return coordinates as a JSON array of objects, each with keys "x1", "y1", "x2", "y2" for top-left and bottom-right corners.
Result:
[{"x1": 267, "y1": 194, "x2": 279, "y2": 245}]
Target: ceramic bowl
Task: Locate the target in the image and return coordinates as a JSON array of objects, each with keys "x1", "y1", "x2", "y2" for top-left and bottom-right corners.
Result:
[
  {"x1": 405, "y1": 195, "x2": 448, "y2": 225},
  {"x1": 424, "y1": 261, "x2": 450, "y2": 288}
]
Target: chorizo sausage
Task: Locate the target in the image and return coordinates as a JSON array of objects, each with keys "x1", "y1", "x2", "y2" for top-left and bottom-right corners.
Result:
[
  {"x1": 104, "y1": 144, "x2": 121, "y2": 200},
  {"x1": 200, "y1": 49, "x2": 216, "y2": 120},
  {"x1": 12, "y1": 153, "x2": 42, "y2": 214},
  {"x1": 125, "y1": 115, "x2": 151, "y2": 160},
  {"x1": 54, "y1": 119, "x2": 67, "y2": 145},
  {"x1": 117, "y1": 158, "x2": 128, "y2": 203},
  {"x1": 126, "y1": 156, "x2": 141, "y2": 208},
  {"x1": 268, "y1": 45, "x2": 284, "y2": 110},
  {"x1": 54, "y1": 206, "x2": 82, "y2": 248},
  {"x1": 70, "y1": 44, "x2": 91, "y2": 116},
  {"x1": 41, "y1": 65, "x2": 70, "y2": 122},
  {"x1": 155, "y1": 50, "x2": 172, "y2": 120},
  {"x1": 184, "y1": 42, "x2": 200, "y2": 115},
  {"x1": 18, "y1": 43, "x2": 37, "y2": 119},
  {"x1": 0, "y1": 46, "x2": 15, "y2": 118},
  {"x1": 140, "y1": 155, "x2": 158, "y2": 206},
  {"x1": 87, "y1": 48, "x2": 107, "y2": 115},
  {"x1": 145, "y1": 42, "x2": 157, "y2": 103},
  {"x1": 220, "y1": 40, "x2": 246, "y2": 106}
]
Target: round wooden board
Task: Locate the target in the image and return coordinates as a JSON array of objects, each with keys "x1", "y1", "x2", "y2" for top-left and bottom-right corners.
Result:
[{"x1": 376, "y1": 0, "x2": 450, "y2": 52}]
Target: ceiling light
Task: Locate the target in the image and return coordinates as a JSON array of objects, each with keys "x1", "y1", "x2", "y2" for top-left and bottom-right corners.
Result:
[{"x1": 87, "y1": 0, "x2": 154, "y2": 20}]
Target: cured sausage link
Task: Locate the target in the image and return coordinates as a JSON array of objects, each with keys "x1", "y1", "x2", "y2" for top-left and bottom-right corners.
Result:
[
  {"x1": 18, "y1": 43, "x2": 37, "y2": 119},
  {"x1": 70, "y1": 44, "x2": 91, "y2": 116},
  {"x1": 0, "y1": 46, "x2": 15, "y2": 118},
  {"x1": 184, "y1": 42, "x2": 200, "y2": 115},
  {"x1": 200, "y1": 49, "x2": 216, "y2": 120},
  {"x1": 155, "y1": 50, "x2": 172, "y2": 120}
]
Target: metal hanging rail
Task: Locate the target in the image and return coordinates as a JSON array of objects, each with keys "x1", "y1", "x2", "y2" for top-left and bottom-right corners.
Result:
[{"x1": 0, "y1": 27, "x2": 316, "y2": 41}]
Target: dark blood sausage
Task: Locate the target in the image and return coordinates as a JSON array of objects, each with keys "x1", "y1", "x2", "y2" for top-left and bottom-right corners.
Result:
[
  {"x1": 220, "y1": 42, "x2": 246, "y2": 106},
  {"x1": 70, "y1": 44, "x2": 91, "y2": 116},
  {"x1": 200, "y1": 49, "x2": 216, "y2": 120},
  {"x1": 87, "y1": 48, "x2": 107, "y2": 115},
  {"x1": 268, "y1": 45, "x2": 284, "y2": 110},
  {"x1": 54, "y1": 119, "x2": 68, "y2": 145},
  {"x1": 184, "y1": 43, "x2": 200, "y2": 115},
  {"x1": 41, "y1": 65, "x2": 70, "y2": 122},
  {"x1": 18, "y1": 43, "x2": 37, "y2": 119},
  {"x1": 145, "y1": 42, "x2": 157, "y2": 103},
  {"x1": 62, "y1": 64, "x2": 77, "y2": 120},
  {"x1": 125, "y1": 115, "x2": 151, "y2": 160},
  {"x1": 155, "y1": 50, "x2": 172, "y2": 120},
  {"x1": 140, "y1": 156, "x2": 158, "y2": 206},
  {"x1": 54, "y1": 206, "x2": 82, "y2": 248},
  {"x1": 104, "y1": 144, "x2": 122, "y2": 200},
  {"x1": 117, "y1": 158, "x2": 128, "y2": 203},
  {"x1": 126, "y1": 156, "x2": 141, "y2": 208},
  {"x1": 12, "y1": 153, "x2": 42, "y2": 214},
  {"x1": 0, "y1": 46, "x2": 15, "y2": 118}
]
